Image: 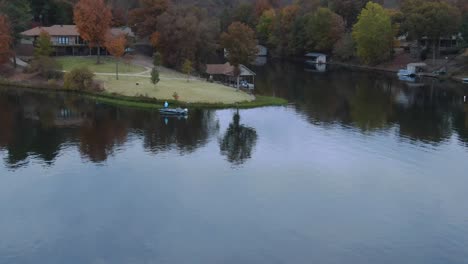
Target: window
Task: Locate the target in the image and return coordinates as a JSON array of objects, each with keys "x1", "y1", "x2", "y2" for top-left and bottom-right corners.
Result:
[{"x1": 58, "y1": 36, "x2": 69, "y2": 45}]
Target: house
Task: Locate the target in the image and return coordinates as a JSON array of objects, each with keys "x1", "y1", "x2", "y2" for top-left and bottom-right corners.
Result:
[
  {"x1": 206, "y1": 62, "x2": 256, "y2": 89},
  {"x1": 20, "y1": 25, "x2": 134, "y2": 56},
  {"x1": 406, "y1": 63, "x2": 427, "y2": 74},
  {"x1": 256, "y1": 45, "x2": 268, "y2": 56},
  {"x1": 305, "y1": 53, "x2": 327, "y2": 64}
]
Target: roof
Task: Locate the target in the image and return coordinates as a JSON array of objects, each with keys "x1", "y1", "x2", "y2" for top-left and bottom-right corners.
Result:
[
  {"x1": 110, "y1": 27, "x2": 135, "y2": 38},
  {"x1": 305, "y1": 52, "x2": 327, "y2": 57},
  {"x1": 22, "y1": 25, "x2": 79, "y2": 36},
  {"x1": 21, "y1": 25, "x2": 135, "y2": 37},
  {"x1": 206, "y1": 63, "x2": 255, "y2": 76},
  {"x1": 407, "y1": 63, "x2": 427, "y2": 67}
]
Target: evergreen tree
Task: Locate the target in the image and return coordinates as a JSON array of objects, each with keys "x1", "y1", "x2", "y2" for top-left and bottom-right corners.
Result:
[
  {"x1": 34, "y1": 31, "x2": 53, "y2": 57},
  {"x1": 151, "y1": 67, "x2": 160, "y2": 87}
]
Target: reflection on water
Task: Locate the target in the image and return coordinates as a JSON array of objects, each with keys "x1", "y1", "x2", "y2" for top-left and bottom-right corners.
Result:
[
  {"x1": 219, "y1": 111, "x2": 258, "y2": 166},
  {"x1": 1, "y1": 63, "x2": 468, "y2": 167},
  {"x1": 0, "y1": 88, "x2": 221, "y2": 167},
  {"x1": 1, "y1": 62, "x2": 468, "y2": 264},
  {"x1": 254, "y1": 62, "x2": 468, "y2": 144},
  {"x1": 1, "y1": 64, "x2": 468, "y2": 166}
]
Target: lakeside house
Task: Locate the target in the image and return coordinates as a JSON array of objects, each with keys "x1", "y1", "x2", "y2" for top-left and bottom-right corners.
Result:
[
  {"x1": 19, "y1": 25, "x2": 134, "y2": 57},
  {"x1": 206, "y1": 62, "x2": 256, "y2": 89}
]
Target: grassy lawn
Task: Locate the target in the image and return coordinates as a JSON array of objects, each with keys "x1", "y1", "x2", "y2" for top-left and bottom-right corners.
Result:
[
  {"x1": 56, "y1": 56, "x2": 147, "y2": 74},
  {"x1": 97, "y1": 75, "x2": 255, "y2": 104}
]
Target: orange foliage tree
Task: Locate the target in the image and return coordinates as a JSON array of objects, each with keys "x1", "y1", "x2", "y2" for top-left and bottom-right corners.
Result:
[
  {"x1": 73, "y1": 0, "x2": 112, "y2": 64},
  {"x1": 0, "y1": 15, "x2": 13, "y2": 65},
  {"x1": 105, "y1": 33, "x2": 127, "y2": 80}
]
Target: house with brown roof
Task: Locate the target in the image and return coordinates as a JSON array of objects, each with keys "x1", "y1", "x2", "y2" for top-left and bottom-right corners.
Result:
[{"x1": 19, "y1": 25, "x2": 134, "y2": 56}]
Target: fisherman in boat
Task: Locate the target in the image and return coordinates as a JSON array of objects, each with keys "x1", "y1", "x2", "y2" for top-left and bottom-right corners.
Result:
[{"x1": 164, "y1": 101, "x2": 169, "y2": 108}]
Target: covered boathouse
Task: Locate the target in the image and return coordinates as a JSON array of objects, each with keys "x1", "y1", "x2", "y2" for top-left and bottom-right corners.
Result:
[{"x1": 206, "y1": 62, "x2": 256, "y2": 89}]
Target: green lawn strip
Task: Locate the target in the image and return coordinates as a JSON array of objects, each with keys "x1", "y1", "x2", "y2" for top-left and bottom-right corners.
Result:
[
  {"x1": 96, "y1": 75, "x2": 255, "y2": 104},
  {"x1": 56, "y1": 56, "x2": 146, "y2": 74},
  {"x1": 89, "y1": 91, "x2": 287, "y2": 109}
]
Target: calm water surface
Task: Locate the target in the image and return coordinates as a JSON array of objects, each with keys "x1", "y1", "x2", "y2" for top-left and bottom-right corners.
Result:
[{"x1": 1, "y1": 62, "x2": 468, "y2": 264}]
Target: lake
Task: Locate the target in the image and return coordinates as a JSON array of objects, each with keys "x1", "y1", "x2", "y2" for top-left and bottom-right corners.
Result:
[{"x1": 1, "y1": 61, "x2": 468, "y2": 264}]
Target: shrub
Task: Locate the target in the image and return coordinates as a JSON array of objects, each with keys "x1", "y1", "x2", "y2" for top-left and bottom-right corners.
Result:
[
  {"x1": 150, "y1": 67, "x2": 160, "y2": 86},
  {"x1": 64, "y1": 67, "x2": 94, "y2": 90},
  {"x1": 47, "y1": 79, "x2": 58, "y2": 88},
  {"x1": 26, "y1": 56, "x2": 63, "y2": 79},
  {"x1": 333, "y1": 33, "x2": 355, "y2": 61}
]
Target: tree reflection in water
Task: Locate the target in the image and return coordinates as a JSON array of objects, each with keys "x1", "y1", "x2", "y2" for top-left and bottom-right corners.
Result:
[
  {"x1": 0, "y1": 88, "x2": 220, "y2": 168},
  {"x1": 253, "y1": 61, "x2": 468, "y2": 144},
  {"x1": 219, "y1": 111, "x2": 258, "y2": 166},
  {"x1": 139, "y1": 109, "x2": 218, "y2": 155},
  {"x1": 1, "y1": 62, "x2": 468, "y2": 169}
]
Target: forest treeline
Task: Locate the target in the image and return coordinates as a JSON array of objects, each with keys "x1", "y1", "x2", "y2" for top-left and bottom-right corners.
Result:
[{"x1": 1, "y1": 0, "x2": 468, "y2": 70}]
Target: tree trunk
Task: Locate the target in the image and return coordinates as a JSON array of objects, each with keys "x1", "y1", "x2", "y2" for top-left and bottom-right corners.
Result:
[
  {"x1": 236, "y1": 76, "x2": 240, "y2": 91},
  {"x1": 13, "y1": 54, "x2": 17, "y2": 68},
  {"x1": 432, "y1": 39, "x2": 437, "y2": 64},
  {"x1": 116, "y1": 61, "x2": 119, "y2": 80},
  {"x1": 97, "y1": 45, "x2": 101, "y2": 64}
]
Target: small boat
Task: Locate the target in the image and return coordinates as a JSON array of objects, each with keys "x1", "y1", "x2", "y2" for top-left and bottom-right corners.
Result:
[
  {"x1": 159, "y1": 108, "x2": 188, "y2": 116},
  {"x1": 462, "y1": 78, "x2": 468, "y2": 84}
]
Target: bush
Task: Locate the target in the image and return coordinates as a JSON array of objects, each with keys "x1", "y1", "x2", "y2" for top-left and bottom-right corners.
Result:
[
  {"x1": 64, "y1": 67, "x2": 94, "y2": 90},
  {"x1": 26, "y1": 56, "x2": 63, "y2": 79},
  {"x1": 47, "y1": 79, "x2": 59, "y2": 88}
]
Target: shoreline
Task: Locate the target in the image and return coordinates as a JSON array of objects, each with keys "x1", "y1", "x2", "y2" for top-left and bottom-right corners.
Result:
[
  {"x1": 329, "y1": 62, "x2": 398, "y2": 73},
  {"x1": 274, "y1": 56, "x2": 464, "y2": 82},
  {"x1": 0, "y1": 78, "x2": 288, "y2": 110}
]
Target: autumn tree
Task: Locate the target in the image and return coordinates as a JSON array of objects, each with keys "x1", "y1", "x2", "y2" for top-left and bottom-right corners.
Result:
[
  {"x1": 111, "y1": 6, "x2": 127, "y2": 27},
  {"x1": 0, "y1": 15, "x2": 12, "y2": 66},
  {"x1": 73, "y1": 0, "x2": 112, "y2": 64},
  {"x1": 256, "y1": 9, "x2": 276, "y2": 44},
  {"x1": 0, "y1": 0, "x2": 32, "y2": 67},
  {"x1": 254, "y1": 0, "x2": 272, "y2": 18},
  {"x1": 128, "y1": 0, "x2": 169, "y2": 38},
  {"x1": 352, "y1": 2, "x2": 394, "y2": 64},
  {"x1": 105, "y1": 33, "x2": 127, "y2": 80},
  {"x1": 221, "y1": 22, "x2": 258, "y2": 89},
  {"x1": 232, "y1": 3, "x2": 256, "y2": 28},
  {"x1": 155, "y1": 6, "x2": 218, "y2": 69},
  {"x1": 268, "y1": 5, "x2": 299, "y2": 56},
  {"x1": 306, "y1": 8, "x2": 345, "y2": 52},
  {"x1": 34, "y1": 30, "x2": 53, "y2": 57},
  {"x1": 182, "y1": 59, "x2": 193, "y2": 82}
]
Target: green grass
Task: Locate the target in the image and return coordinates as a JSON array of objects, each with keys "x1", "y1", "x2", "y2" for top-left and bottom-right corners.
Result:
[
  {"x1": 97, "y1": 75, "x2": 255, "y2": 104},
  {"x1": 86, "y1": 92, "x2": 286, "y2": 110},
  {"x1": 56, "y1": 56, "x2": 147, "y2": 74},
  {"x1": 84, "y1": 94, "x2": 164, "y2": 109},
  {"x1": 0, "y1": 78, "x2": 287, "y2": 109}
]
